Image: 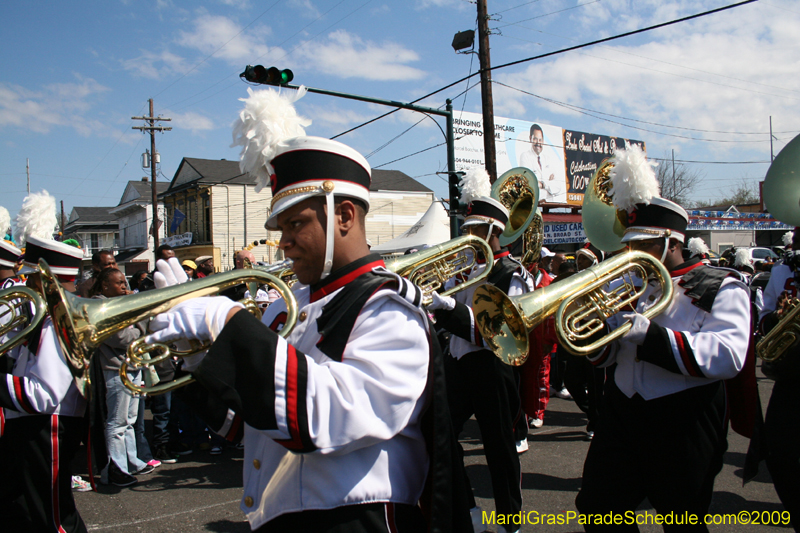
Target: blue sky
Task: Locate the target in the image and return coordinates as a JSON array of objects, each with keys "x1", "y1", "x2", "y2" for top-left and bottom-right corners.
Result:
[{"x1": 2, "y1": 0, "x2": 798, "y2": 223}]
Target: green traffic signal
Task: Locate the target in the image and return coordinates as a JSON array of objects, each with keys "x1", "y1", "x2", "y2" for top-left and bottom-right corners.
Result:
[{"x1": 240, "y1": 65, "x2": 294, "y2": 86}]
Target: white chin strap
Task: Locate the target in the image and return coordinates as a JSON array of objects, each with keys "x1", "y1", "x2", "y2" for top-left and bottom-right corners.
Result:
[{"x1": 321, "y1": 190, "x2": 336, "y2": 280}]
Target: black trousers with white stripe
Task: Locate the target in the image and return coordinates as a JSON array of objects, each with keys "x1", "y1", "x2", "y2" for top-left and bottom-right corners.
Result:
[
  {"x1": 0, "y1": 414, "x2": 87, "y2": 533},
  {"x1": 576, "y1": 377, "x2": 728, "y2": 532},
  {"x1": 764, "y1": 378, "x2": 800, "y2": 530},
  {"x1": 254, "y1": 502, "x2": 426, "y2": 533}
]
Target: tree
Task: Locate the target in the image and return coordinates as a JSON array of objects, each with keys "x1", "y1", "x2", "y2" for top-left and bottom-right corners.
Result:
[
  {"x1": 694, "y1": 177, "x2": 759, "y2": 208},
  {"x1": 654, "y1": 152, "x2": 703, "y2": 206}
]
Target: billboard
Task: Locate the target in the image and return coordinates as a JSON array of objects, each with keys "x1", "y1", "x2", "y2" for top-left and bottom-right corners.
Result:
[{"x1": 453, "y1": 111, "x2": 644, "y2": 206}]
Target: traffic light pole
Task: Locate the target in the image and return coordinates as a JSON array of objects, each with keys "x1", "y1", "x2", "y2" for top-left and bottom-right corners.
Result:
[{"x1": 278, "y1": 83, "x2": 460, "y2": 238}]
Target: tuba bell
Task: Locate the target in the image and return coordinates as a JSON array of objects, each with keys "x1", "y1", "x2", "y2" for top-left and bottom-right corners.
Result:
[
  {"x1": 37, "y1": 258, "x2": 297, "y2": 398},
  {"x1": 473, "y1": 250, "x2": 673, "y2": 365},
  {"x1": 383, "y1": 234, "x2": 493, "y2": 305},
  {"x1": 0, "y1": 285, "x2": 48, "y2": 356},
  {"x1": 582, "y1": 159, "x2": 630, "y2": 253},
  {"x1": 491, "y1": 167, "x2": 540, "y2": 247}
]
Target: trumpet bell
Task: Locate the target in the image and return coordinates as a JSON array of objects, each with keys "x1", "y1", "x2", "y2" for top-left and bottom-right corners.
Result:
[
  {"x1": 492, "y1": 167, "x2": 540, "y2": 247},
  {"x1": 763, "y1": 133, "x2": 800, "y2": 227},
  {"x1": 582, "y1": 160, "x2": 629, "y2": 252}
]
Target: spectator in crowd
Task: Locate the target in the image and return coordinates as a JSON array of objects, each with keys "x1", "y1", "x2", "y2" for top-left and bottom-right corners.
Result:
[
  {"x1": 137, "y1": 245, "x2": 176, "y2": 293},
  {"x1": 77, "y1": 250, "x2": 117, "y2": 297},
  {"x1": 91, "y1": 267, "x2": 156, "y2": 486},
  {"x1": 194, "y1": 256, "x2": 214, "y2": 278},
  {"x1": 181, "y1": 260, "x2": 197, "y2": 279},
  {"x1": 129, "y1": 270, "x2": 149, "y2": 293}
]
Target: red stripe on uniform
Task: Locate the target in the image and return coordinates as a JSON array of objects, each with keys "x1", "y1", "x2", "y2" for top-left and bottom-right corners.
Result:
[
  {"x1": 226, "y1": 415, "x2": 242, "y2": 442},
  {"x1": 51, "y1": 414, "x2": 66, "y2": 533},
  {"x1": 385, "y1": 502, "x2": 399, "y2": 533},
  {"x1": 310, "y1": 260, "x2": 385, "y2": 302},
  {"x1": 13, "y1": 376, "x2": 35, "y2": 414},
  {"x1": 281, "y1": 345, "x2": 305, "y2": 450},
  {"x1": 673, "y1": 330, "x2": 702, "y2": 377},
  {"x1": 591, "y1": 345, "x2": 612, "y2": 367},
  {"x1": 0, "y1": 407, "x2": 4, "y2": 437}
]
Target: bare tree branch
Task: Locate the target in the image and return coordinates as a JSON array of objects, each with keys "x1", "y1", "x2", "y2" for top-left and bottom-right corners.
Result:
[{"x1": 654, "y1": 152, "x2": 703, "y2": 206}]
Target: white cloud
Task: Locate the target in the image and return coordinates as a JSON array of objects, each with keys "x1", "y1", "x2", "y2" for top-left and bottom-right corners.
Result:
[
  {"x1": 0, "y1": 76, "x2": 110, "y2": 135},
  {"x1": 169, "y1": 110, "x2": 215, "y2": 132},
  {"x1": 493, "y1": 0, "x2": 800, "y2": 158},
  {"x1": 176, "y1": 14, "x2": 274, "y2": 64},
  {"x1": 296, "y1": 30, "x2": 425, "y2": 81},
  {"x1": 288, "y1": 0, "x2": 320, "y2": 18},
  {"x1": 121, "y1": 49, "x2": 191, "y2": 80}
]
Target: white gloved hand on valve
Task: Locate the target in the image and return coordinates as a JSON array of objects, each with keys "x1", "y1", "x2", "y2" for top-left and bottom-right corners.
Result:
[
  {"x1": 427, "y1": 291, "x2": 456, "y2": 311},
  {"x1": 154, "y1": 257, "x2": 190, "y2": 289},
  {"x1": 145, "y1": 296, "x2": 244, "y2": 350},
  {"x1": 620, "y1": 311, "x2": 650, "y2": 346}
]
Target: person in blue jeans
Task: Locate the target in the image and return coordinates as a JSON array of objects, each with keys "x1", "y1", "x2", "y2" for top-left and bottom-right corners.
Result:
[{"x1": 91, "y1": 268, "x2": 155, "y2": 486}]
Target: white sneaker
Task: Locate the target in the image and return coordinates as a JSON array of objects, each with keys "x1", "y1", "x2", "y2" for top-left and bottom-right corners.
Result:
[
  {"x1": 498, "y1": 526, "x2": 521, "y2": 533},
  {"x1": 515, "y1": 439, "x2": 529, "y2": 454},
  {"x1": 470, "y1": 506, "x2": 488, "y2": 533},
  {"x1": 551, "y1": 387, "x2": 572, "y2": 399},
  {"x1": 529, "y1": 417, "x2": 543, "y2": 429}
]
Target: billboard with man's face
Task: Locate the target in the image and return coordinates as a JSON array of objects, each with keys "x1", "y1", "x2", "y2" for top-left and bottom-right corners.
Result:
[{"x1": 452, "y1": 111, "x2": 644, "y2": 206}]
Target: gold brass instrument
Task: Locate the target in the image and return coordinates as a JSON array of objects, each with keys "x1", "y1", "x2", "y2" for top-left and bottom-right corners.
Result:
[
  {"x1": 37, "y1": 259, "x2": 297, "y2": 398},
  {"x1": 473, "y1": 250, "x2": 673, "y2": 365},
  {"x1": 520, "y1": 211, "x2": 544, "y2": 269},
  {"x1": 0, "y1": 285, "x2": 48, "y2": 355},
  {"x1": 258, "y1": 259, "x2": 296, "y2": 287},
  {"x1": 582, "y1": 159, "x2": 629, "y2": 253},
  {"x1": 383, "y1": 235, "x2": 494, "y2": 305},
  {"x1": 757, "y1": 298, "x2": 800, "y2": 362},
  {"x1": 492, "y1": 167, "x2": 540, "y2": 247}
]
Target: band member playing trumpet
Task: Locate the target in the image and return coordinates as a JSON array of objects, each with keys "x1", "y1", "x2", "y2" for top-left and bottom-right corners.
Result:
[
  {"x1": 143, "y1": 87, "x2": 469, "y2": 532},
  {"x1": 427, "y1": 167, "x2": 534, "y2": 533},
  {"x1": 0, "y1": 191, "x2": 88, "y2": 533},
  {"x1": 575, "y1": 147, "x2": 752, "y2": 531}
]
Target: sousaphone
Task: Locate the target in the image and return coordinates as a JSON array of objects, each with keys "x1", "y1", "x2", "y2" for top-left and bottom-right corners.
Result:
[
  {"x1": 762, "y1": 133, "x2": 800, "y2": 227},
  {"x1": 491, "y1": 167, "x2": 540, "y2": 247},
  {"x1": 581, "y1": 158, "x2": 630, "y2": 252}
]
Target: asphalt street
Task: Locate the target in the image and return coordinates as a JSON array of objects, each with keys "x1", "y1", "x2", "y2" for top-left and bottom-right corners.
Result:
[{"x1": 73, "y1": 366, "x2": 790, "y2": 532}]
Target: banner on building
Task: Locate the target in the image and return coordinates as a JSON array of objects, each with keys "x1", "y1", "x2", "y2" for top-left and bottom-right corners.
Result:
[
  {"x1": 163, "y1": 232, "x2": 193, "y2": 247},
  {"x1": 543, "y1": 222, "x2": 586, "y2": 245},
  {"x1": 452, "y1": 111, "x2": 643, "y2": 206}
]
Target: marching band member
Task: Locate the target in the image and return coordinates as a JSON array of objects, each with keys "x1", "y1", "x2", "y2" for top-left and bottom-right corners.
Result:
[
  {"x1": 0, "y1": 235, "x2": 23, "y2": 439},
  {"x1": 575, "y1": 147, "x2": 752, "y2": 531},
  {"x1": 144, "y1": 86, "x2": 469, "y2": 533},
  {"x1": 0, "y1": 191, "x2": 88, "y2": 533},
  {"x1": 427, "y1": 167, "x2": 534, "y2": 533},
  {"x1": 759, "y1": 228, "x2": 800, "y2": 527},
  {"x1": 687, "y1": 236, "x2": 712, "y2": 265}
]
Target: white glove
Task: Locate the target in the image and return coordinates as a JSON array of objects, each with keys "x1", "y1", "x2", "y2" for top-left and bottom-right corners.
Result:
[
  {"x1": 427, "y1": 291, "x2": 456, "y2": 311},
  {"x1": 179, "y1": 351, "x2": 208, "y2": 373},
  {"x1": 154, "y1": 257, "x2": 190, "y2": 289},
  {"x1": 621, "y1": 311, "x2": 650, "y2": 345},
  {"x1": 146, "y1": 297, "x2": 244, "y2": 347}
]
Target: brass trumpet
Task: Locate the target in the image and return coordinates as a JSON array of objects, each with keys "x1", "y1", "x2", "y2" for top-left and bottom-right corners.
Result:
[
  {"x1": 383, "y1": 234, "x2": 494, "y2": 305},
  {"x1": 473, "y1": 251, "x2": 673, "y2": 365},
  {"x1": 36, "y1": 259, "x2": 297, "y2": 398},
  {"x1": 0, "y1": 285, "x2": 48, "y2": 356},
  {"x1": 757, "y1": 298, "x2": 800, "y2": 362}
]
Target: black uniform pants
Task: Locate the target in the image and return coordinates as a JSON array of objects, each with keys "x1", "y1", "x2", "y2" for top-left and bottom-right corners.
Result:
[
  {"x1": 0, "y1": 414, "x2": 87, "y2": 533},
  {"x1": 563, "y1": 349, "x2": 606, "y2": 433},
  {"x1": 764, "y1": 378, "x2": 800, "y2": 531},
  {"x1": 255, "y1": 502, "x2": 426, "y2": 533},
  {"x1": 576, "y1": 379, "x2": 728, "y2": 532},
  {"x1": 446, "y1": 349, "x2": 522, "y2": 519}
]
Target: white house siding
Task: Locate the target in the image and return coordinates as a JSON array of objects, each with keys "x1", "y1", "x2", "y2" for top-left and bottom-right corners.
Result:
[
  {"x1": 210, "y1": 184, "x2": 275, "y2": 270},
  {"x1": 366, "y1": 191, "x2": 435, "y2": 248}
]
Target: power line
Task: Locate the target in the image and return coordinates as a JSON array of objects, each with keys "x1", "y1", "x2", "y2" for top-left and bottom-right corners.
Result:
[
  {"x1": 497, "y1": 0, "x2": 602, "y2": 28},
  {"x1": 333, "y1": 0, "x2": 759, "y2": 140}
]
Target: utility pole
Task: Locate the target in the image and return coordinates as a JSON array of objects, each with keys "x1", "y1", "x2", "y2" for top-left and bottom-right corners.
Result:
[
  {"x1": 132, "y1": 99, "x2": 171, "y2": 252},
  {"x1": 770, "y1": 116, "x2": 774, "y2": 162},
  {"x1": 60, "y1": 200, "x2": 66, "y2": 239},
  {"x1": 26, "y1": 159, "x2": 30, "y2": 194},
  {"x1": 477, "y1": 0, "x2": 498, "y2": 183}
]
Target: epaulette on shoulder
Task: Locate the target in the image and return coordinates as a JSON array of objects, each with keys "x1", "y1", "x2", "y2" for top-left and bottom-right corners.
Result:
[
  {"x1": 678, "y1": 265, "x2": 738, "y2": 313},
  {"x1": 373, "y1": 267, "x2": 424, "y2": 309}
]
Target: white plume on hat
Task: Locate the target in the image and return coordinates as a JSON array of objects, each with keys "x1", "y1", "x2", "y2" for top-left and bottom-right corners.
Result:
[
  {"x1": 458, "y1": 167, "x2": 492, "y2": 206},
  {"x1": 687, "y1": 237, "x2": 710, "y2": 257},
  {"x1": 231, "y1": 86, "x2": 311, "y2": 193},
  {"x1": 782, "y1": 230, "x2": 794, "y2": 246},
  {"x1": 0, "y1": 206, "x2": 10, "y2": 238},
  {"x1": 14, "y1": 190, "x2": 58, "y2": 247},
  {"x1": 734, "y1": 248, "x2": 752, "y2": 268},
  {"x1": 608, "y1": 145, "x2": 660, "y2": 212}
]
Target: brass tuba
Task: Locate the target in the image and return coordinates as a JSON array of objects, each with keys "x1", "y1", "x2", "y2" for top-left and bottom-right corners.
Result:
[
  {"x1": 37, "y1": 259, "x2": 297, "y2": 398},
  {"x1": 491, "y1": 167, "x2": 540, "y2": 247},
  {"x1": 473, "y1": 250, "x2": 673, "y2": 365},
  {"x1": 0, "y1": 285, "x2": 48, "y2": 356},
  {"x1": 383, "y1": 235, "x2": 494, "y2": 305},
  {"x1": 582, "y1": 159, "x2": 629, "y2": 253}
]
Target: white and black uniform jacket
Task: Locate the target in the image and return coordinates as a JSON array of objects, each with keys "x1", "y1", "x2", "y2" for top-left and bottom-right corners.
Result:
[
  {"x1": 182, "y1": 255, "x2": 437, "y2": 529},
  {"x1": 588, "y1": 258, "x2": 751, "y2": 399}
]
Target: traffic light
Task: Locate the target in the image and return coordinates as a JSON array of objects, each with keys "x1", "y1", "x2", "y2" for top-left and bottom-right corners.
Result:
[{"x1": 240, "y1": 65, "x2": 294, "y2": 86}]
